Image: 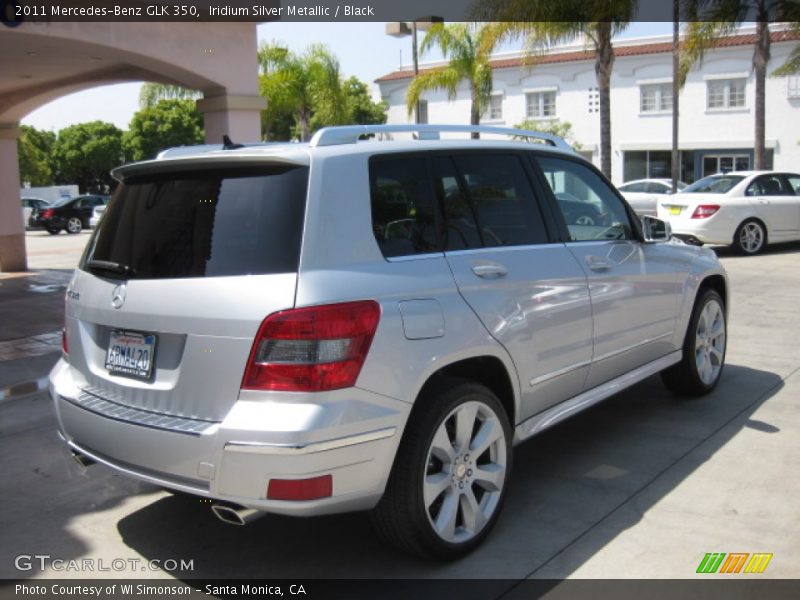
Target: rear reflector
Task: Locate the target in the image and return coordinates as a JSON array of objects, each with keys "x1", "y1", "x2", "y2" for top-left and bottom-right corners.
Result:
[
  {"x1": 242, "y1": 300, "x2": 381, "y2": 392},
  {"x1": 267, "y1": 475, "x2": 333, "y2": 501},
  {"x1": 691, "y1": 204, "x2": 720, "y2": 219},
  {"x1": 62, "y1": 328, "x2": 68, "y2": 356}
]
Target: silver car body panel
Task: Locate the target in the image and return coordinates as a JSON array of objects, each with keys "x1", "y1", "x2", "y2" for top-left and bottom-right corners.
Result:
[{"x1": 52, "y1": 131, "x2": 729, "y2": 517}]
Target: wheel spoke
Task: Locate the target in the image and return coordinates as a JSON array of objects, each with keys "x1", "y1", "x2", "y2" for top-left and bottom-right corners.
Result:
[
  {"x1": 429, "y1": 426, "x2": 456, "y2": 463},
  {"x1": 424, "y1": 472, "x2": 451, "y2": 508},
  {"x1": 433, "y1": 487, "x2": 459, "y2": 540},
  {"x1": 459, "y1": 487, "x2": 488, "y2": 534},
  {"x1": 454, "y1": 403, "x2": 479, "y2": 453},
  {"x1": 708, "y1": 345, "x2": 724, "y2": 365},
  {"x1": 473, "y1": 463, "x2": 505, "y2": 492},
  {"x1": 469, "y1": 417, "x2": 503, "y2": 457}
]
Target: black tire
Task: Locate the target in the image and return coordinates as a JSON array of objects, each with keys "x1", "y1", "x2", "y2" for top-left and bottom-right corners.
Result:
[
  {"x1": 732, "y1": 219, "x2": 766, "y2": 255},
  {"x1": 46, "y1": 227, "x2": 60, "y2": 235},
  {"x1": 661, "y1": 289, "x2": 727, "y2": 396},
  {"x1": 371, "y1": 378, "x2": 512, "y2": 560}
]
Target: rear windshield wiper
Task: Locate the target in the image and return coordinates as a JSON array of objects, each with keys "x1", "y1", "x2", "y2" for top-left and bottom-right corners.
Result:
[{"x1": 85, "y1": 259, "x2": 137, "y2": 276}]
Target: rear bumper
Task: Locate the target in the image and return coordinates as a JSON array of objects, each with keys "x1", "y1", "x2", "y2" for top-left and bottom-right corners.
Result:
[
  {"x1": 664, "y1": 218, "x2": 735, "y2": 246},
  {"x1": 50, "y1": 359, "x2": 409, "y2": 516}
]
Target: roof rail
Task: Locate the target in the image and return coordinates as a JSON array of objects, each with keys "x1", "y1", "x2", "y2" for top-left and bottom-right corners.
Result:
[{"x1": 309, "y1": 124, "x2": 574, "y2": 151}]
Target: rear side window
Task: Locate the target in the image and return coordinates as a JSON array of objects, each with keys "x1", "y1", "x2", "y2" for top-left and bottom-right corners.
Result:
[
  {"x1": 83, "y1": 166, "x2": 308, "y2": 279},
  {"x1": 370, "y1": 157, "x2": 439, "y2": 258}
]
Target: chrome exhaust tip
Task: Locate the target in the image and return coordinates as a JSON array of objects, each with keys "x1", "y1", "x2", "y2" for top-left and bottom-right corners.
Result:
[{"x1": 211, "y1": 503, "x2": 263, "y2": 526}]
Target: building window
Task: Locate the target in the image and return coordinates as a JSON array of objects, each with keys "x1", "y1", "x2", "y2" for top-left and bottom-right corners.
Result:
[
  {"x1": 483, "y1": 93, "x2": 503, "y2": 120},
  {"x1": 640, "y1": 83, "x2": 672, "y2": 113},
  {"x1": 788, "y1": 76, "x2": 800, "y2": 99},
  {"x1": 526, "y1": 91, "x2": 556, "y2": 118},
  {"x1": 707, "y1": 78, "x2": 746, "y2": 110}
]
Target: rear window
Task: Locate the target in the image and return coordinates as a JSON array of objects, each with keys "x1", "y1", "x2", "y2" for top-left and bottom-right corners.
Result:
[
  {"x1": 82, "y1": 165, "x2": 308, "y2": 279},
  {"x1": 683, "y1": 175, "x2": 744, "y2": 194}
]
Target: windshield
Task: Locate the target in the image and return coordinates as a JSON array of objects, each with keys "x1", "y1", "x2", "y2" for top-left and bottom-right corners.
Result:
[
  {"x1": 682, "y1": 175, "x2": 745, "y2": 194},
  {"x1": 82, "y1": 165, "x2": 308, "y2": 279}
]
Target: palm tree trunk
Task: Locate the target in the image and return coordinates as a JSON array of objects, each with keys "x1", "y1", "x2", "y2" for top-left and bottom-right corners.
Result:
[
  {"x1": 672, "y1": 13, "x2": 680, "y2": 190},
  {"x1": 753, "y1": 20, "x2": 770, "y2": 170},
  {"x1": 299, "y1": 107, "x2": 311, "y2": 143},
  {"x1": 595, "y1": 22, "x2": 614, "y2": 178},
  {"x1": 470, "y1": 88, "x2": 481, "y2": 139}
]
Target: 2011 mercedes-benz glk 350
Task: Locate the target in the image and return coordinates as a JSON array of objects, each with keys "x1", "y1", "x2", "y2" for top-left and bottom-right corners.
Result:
[{"x1": 51, "y1": 125, "x2": 728, "y2": 560}]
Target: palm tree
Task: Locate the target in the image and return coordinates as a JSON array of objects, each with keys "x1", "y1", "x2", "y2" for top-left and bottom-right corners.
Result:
[
  {"x1": 473, "y1": 0, "x2": 637, "y2": 178},
  {"x1": 679, "y1": 0, "x2": 796, "y2": 170},
  {"x1": 771, "y1": 21, "x2": 800, "y2": 77},
  {"x1": 257, "y1": 43, "x2": 347, "y2": 142},
  {"x1": 405, "y1": 23, "x2": 506, "y2": 138},
  {"x1": 138, "y1": 83, "x2": 200, "y2": 109}
]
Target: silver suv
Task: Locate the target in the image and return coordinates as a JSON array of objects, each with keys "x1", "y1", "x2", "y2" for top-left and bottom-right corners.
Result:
[{"x1": 51, "y1": 125, "x2": 728, "y2": 560}]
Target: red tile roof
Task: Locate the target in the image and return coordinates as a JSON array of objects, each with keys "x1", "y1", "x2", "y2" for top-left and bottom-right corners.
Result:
[{"x1": 375, "y1": 29, "x2": 800, "y2": 83}]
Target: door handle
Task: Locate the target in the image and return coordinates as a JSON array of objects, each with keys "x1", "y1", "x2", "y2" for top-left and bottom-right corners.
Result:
[
  {"x1": 472, "y1": 264, "x2": 508, "y2": 279},
  {"x1": 585, "y1": 255, "x2": 609, "y2": 271}
]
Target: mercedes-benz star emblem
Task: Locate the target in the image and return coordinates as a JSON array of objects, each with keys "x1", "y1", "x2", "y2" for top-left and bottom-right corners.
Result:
[{"x1": 111, "y1": 284, "x2": 127, "y2": 309}]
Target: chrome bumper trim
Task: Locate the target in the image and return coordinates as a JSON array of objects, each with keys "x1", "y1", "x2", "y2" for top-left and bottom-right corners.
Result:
[
  {"x1": 225, "y1": 427, "x2": 397, "y2": 455},
  {"x1": 61, "y1": 389, "x2": 216, "y2": 435}
]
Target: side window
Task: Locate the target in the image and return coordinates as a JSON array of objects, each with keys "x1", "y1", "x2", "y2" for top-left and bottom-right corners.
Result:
[
  {"x1": 433, "y1": 156, "x2": 483, "y2": 250},
  {"x1": 621, "y1": 182, "x2": 647, "y2": 193},
  {"x1": 439, "y1": 154, "x2": 548, "y2": 249},
  {"x1": 536, "y1": 156, "x2": 634, "y2": 242},
  {"x1": 646, "y1": 182, "x2": 669, "y2": 194},
  {"x1": 785, "y1": 175, "x2": 800, "y2": 195},
  {"x1": 370, "y1": 157, "x2": 439, "y2": 258},
  {"x1": 748, "y1": 175, "x2": 788, "y2": 196}
]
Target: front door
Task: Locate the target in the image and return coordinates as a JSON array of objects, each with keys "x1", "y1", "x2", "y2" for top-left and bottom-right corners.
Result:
[{"x1": 534, "y1": 155, "x2": 681, "y2": 389}]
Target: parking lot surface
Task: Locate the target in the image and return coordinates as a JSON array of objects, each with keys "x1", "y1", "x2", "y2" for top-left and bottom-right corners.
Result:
[{"x1": 1, "y1": 232, "x2": 798, "y2": 582}]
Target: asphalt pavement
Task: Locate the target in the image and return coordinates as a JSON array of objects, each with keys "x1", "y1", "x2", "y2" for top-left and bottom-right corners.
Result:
[{"x1": 0, "y1": 232, "x2": 798, "y2": 587}]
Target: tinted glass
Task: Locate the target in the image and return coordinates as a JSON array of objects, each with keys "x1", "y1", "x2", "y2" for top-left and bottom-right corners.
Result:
[
  {"x1": 684, "y1": 175, "x2": 745, "y2": 194},
  {"x1": 785, "y1": 175, "x2": 800, "y2": 195},
  {"x1": 82, "y1": 166, "x2": 308, "y2": 279},
  {"x1": 434, "y1": 156, "x2": 482, "y2": 250},
  {"x1": 370, "y1": 157, "x2": 439, "y2": 258},
  {"x1": 451, "y1": 154, "x2": 548, "y2": 248},
  {"x1": 536, "y1": 156, "x2": 633, "y2": 242},
  {"x1": 620, "y1": 182, "x2": 647, "y2": 192},
  {"x1": 746, "y1": 175, "x2": 791, "y2": 196}
]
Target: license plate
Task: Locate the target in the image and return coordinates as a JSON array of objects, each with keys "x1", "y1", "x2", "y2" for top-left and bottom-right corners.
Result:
[
  {"x1": 105, "y1": 330, "x2": 156, "y2": 380},
  {"x1": 669, "y1": 206, "x2": 682, "y2": 215}
]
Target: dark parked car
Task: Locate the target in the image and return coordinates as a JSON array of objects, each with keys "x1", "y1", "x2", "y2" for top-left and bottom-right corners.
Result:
[
  {"x1": 34, "y1": 195, "x2": 109, "y2": 234},
  {"x1": 21, "y1": 197, "x2": 51, "y2": 229}
]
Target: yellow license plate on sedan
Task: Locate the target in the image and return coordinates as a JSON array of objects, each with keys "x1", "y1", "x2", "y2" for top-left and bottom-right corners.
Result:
[{"x1": 669, "y1": 206, "x2": 681, "y2": 215}]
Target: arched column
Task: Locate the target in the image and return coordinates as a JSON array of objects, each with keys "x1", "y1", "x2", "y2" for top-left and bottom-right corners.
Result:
[
  {"x1": 0, "y1": 124, "x2": 26, "y2": 272},
  {"x1": 196, "y1": 94, "x2": 266, "y2": 144}
]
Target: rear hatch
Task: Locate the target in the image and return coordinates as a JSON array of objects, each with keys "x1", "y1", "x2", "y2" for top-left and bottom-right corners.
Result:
[{"x1": 66, "y1": 159, "x2": 309, "y2": 422}]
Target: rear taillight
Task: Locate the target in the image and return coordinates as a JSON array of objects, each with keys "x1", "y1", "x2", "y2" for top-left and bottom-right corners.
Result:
[
  {"x1": 691, "y1": 205, "x2": 720, "y2": 219},
  {"x1": 41, "y1": 208, "x2": 54, "y2": 219},
  {"x1": 62, "y1": 327, "x2": 68, "y2": 356},
  {"x1": 242, "y1": 300, "x2": 381, "y2": 392}
]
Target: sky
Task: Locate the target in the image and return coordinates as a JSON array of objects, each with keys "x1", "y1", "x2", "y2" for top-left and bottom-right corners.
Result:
[{"x1": 21, "y1": 22, "x2": 672, "y2": 133}]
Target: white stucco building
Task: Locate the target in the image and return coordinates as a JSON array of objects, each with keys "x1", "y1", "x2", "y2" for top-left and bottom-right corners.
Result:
[{"x1": 376, "y1": 27, "x2": 800, "y2": 185}]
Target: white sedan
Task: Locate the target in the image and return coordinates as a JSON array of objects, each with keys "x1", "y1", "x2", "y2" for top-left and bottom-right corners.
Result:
[
  {"x1": 617, "y1": 178, "x2": 687, "y2": 216},
  {"x1": 657, "y1": 171, "x2": 800, "y2": 254}
]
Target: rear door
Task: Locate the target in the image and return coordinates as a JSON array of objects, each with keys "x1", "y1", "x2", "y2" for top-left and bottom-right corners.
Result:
[
  {"x1": 533, "y1": 155, "x2": 681, "y2": 389},
  {"x1": 67, "y1": 163, "x2": 309, "y2": 422},
  {"x1": 435, "y1": 152, "x2": 593, "y2": 421}
]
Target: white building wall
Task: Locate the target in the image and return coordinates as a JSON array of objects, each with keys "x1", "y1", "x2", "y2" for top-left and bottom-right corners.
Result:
[{"x1": 378, "y1": 31, "x2": 800, "y2": 185}]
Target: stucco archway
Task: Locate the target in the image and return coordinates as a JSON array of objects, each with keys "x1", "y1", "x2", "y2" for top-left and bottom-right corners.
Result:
[{"x1": 0, "y1": 22, "x2": 266, "y2": 271}]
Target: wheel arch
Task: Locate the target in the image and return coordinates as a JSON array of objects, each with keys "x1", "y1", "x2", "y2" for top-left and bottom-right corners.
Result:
[{"x1": 412, "y1": 355, "x2": 518, "y2": 429}]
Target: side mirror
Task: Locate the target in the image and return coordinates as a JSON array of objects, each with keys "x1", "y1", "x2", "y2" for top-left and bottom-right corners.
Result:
[{"x1": 641, "y1": 215, "x2": 671, "y2": 243}]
